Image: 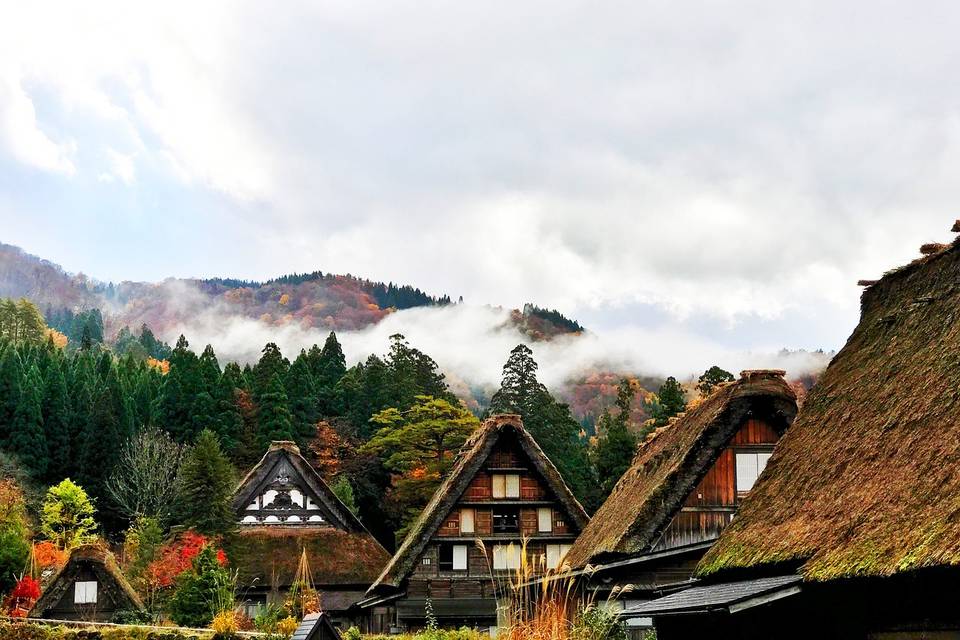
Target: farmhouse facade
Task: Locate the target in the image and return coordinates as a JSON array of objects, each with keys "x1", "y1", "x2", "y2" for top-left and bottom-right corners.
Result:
[{"x1": 359, "y1": 414, "x2": 589, "y2": 633}]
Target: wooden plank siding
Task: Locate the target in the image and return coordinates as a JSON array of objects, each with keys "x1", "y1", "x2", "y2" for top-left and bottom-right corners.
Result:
[
  {"x1": 399, "y1": 435, "x2": 582, "y2": 627},
  {"x1": 652, "y1": 418, "x2": 779, "y2": 552}
]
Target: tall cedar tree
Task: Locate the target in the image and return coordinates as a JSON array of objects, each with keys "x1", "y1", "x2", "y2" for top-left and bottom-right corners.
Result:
[
  {"x1": 652, "y1": 376, "x2": 687, "y2": 426},
  {"x1": 175, "y1": 430, "x2": 234, "y2": 536},
  {"x1": 311, "y1": 332, "x2": 346, "y2": 415},
  {"x1": 10, "y1": 364, "x2": 48, "y2": 477},
  {"x1": 592, "y1": 379, "x2": 639, "y2": 496},
  {"x1": 257, "y1": 373, "x2": 295, "y2": 447},
  {"x1": 286, "y1": 352, "x2": 319, "y2": 446},
  {"x1": 0, "y1": 345, "x2": 22, "y2": 446},
  {"x1": 215, "y1": 364, "x2": 244, "y2": 454},
  {"x1": 489, "y1": 344, "x2": 599, "y2": 509},
  {"x1": 253, "y1": 343, "x2": 289, "y2": 400},
  {"x1": 42, "y1": 358, "x2": 71, "y2": 481}
]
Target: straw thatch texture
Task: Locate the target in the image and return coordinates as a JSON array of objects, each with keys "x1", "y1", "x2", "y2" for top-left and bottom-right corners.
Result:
[
  {"x1": 565, "y1": 372, "x2": 797, "y2": 569},
  {"x1": 700, "y1": 236, "x2": 960, "y2": 581},
  {"x1": 29, "y1": 544, "x2": 143, "y2": 618}
]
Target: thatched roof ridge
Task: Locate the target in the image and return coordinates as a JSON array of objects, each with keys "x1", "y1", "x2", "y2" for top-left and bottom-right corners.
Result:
[
  {"x1": 699, "y1": 233, "x2": 960, "y2": 581},
  {"x1": 565, "y1": 371, "x2": 797, "y2": 569},
  {"x1": 367, "y1": 414, "x2": 589, "y2": 593},
  {"x1": 29, "y1": 544, "x2": 143, "y2": 617}
]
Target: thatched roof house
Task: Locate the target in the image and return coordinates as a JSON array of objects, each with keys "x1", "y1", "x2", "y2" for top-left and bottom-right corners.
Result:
[
  {"x1": 29, "y1": 544, "x2": 143, "y2": 622},
  {"x1": 629, "y1": 229, "x2": 960, "y2": 638},
  {"x1": 566, "y1": 370, "x2": 797, "y2": 570},
  {"x1": 226, "y1": 441, "x2": 390, "y2": 623},
  {"x1": 359, "y1": 415, "x2": 589, "y2": 632}
]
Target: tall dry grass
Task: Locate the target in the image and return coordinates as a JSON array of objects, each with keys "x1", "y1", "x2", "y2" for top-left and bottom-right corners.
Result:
[{"x1": 478, "y1": 538, "x2": 629, "y2": 640}]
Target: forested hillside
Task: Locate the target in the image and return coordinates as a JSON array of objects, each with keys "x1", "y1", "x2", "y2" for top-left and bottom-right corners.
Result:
[{"x1": 0, "y1": 241, "x2": 580, "y2": 342}]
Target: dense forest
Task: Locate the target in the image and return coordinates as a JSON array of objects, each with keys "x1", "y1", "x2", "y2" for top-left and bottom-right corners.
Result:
[{"x1": 0, "y1": 296, "x2": 703, "y2": 558}]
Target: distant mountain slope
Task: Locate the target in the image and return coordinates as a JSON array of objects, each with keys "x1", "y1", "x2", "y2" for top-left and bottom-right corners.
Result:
[{"x1": 0, "y1": 241, "x2": 583, "y2": 341}]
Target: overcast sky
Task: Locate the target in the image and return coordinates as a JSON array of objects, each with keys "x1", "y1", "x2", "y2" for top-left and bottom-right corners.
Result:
[{"x1": 2, "y1": 1, "x2": 959, "y2": 356}]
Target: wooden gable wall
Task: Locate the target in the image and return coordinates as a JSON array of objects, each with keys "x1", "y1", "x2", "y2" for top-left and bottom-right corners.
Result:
[{"x1": 652, "y1": 418, "x2": 780, "y2": 552}]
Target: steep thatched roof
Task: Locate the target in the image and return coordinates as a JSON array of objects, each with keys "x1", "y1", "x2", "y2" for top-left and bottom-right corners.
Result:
[
  {"x1": 367, "y1": 414, "x2": 590, "y2": 593},
  {"x1": 700, "y1": 232, "x2": 960, "y2": 581},
  {"x1": 565, "y1": 371, "x2": 797, "y2": 569},
  {"x1": 29, "y1": 544, "x2": 143, "y2": 617},
  {"x1": 233, "y1": 441, "x2": 366, "y2": 533},
  {"x1": 224, "y1": 527, "x2": 390, "y2": 589}
]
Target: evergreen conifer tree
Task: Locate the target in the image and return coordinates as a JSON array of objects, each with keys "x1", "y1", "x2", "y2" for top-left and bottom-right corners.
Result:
[
  {"x1": 286, "y1": 352, "x2": 318, "y2": 445},
  {"x1": 42, "y1": 357, "x2": 72, "y2": 481},
  {"x1": 175, "y1": 430, "x2": 234, "y2": 535},
  {"x1": 0, "y1": 345, "x2": 22, "y2": 446},
  {"x1": 10, "y1": 364, "x2": 48, "y2": 477},
  {"x1": 257, "y1": 373, "x2": 294, "y2": 447},
  {"x1": 593, "y1": 379, "x2": 639, "y2": 496},
  {"x1": 652, "y1": 376, "x2": 687, "y2": 426}
]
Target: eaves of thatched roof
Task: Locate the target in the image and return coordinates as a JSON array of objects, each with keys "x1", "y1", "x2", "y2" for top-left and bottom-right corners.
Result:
[
  {"x1": 700, "y1": 232, "x2": 960, "y2": 581},
  {"x1": 565, "y1": 371, "x2": 797, "y2": 569}
]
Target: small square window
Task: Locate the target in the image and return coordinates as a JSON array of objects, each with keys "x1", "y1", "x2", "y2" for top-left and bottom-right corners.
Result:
[{"x1": 74, "y1": 581, "x2": 97, "y2": 604}]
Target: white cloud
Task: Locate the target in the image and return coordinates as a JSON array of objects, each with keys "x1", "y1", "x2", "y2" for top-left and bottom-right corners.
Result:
[
  {"x1": 2, "y1": 0, "x2": 960, "y2": 355},
  {"x1": 0, "y1": 72, "x2": 76, "y2": 175}
]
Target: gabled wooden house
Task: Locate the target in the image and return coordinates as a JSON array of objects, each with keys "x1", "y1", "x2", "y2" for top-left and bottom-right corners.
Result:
[
  {"x1": 225, "y1": 441, "x2": 390, "y2": 627},
  {"x1": 563, "y1": 370, "x2": 797, "y2": 636},
  {"x1": 358, "y1": 414, "x2": 589, "y2": 633},
  {"x1": 628, "y1": 228, "x2": 960, "y2": 639},
  {"x1": 29, "y1": 544, "x2": 144, "y2": 622},
  {"x1": 292, "y1": 611, "x2": 342, "y2": 640}
]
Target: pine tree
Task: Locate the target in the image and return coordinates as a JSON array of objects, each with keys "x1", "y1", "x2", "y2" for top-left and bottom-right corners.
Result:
[
  {"x1": 175, "y1": 430, "x2": 234, "y2": 535},
  {"x1": 0, "y1": 345, "x2": 22, "y2": 446},
  {"x1": 214, "y1": 372, "x2": 243, "y2": 454},
  {"x1": 697, "y1": 365, "x2": 735, "y2": 397},
  {"x1": 10, "y1": 364, "x2": 48, "y2": 477},
  {"x1": 652, "y1": 376, "x2": 687, "y2": 426},
  {"x1": 257, "y1": 373, "x2": 294, "y2": 447}
]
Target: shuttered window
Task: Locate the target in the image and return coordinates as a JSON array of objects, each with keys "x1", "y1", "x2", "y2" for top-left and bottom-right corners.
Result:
[
  {"x1": 537, "y1": 508, "x2": 552, "y2": 533},
  {"x1": 453, "y1": 545, "x2": 468, "y2": 571},
  {"x1": 493, "y1": 544, "x2": 522, "y2": 570},
  {"x1": 461, "y1": 508, "x2": 475, "y2": 534},
  {"x1": 492, "y1": 474, "x2": 521, "y2": 498},
  {"x1": 74, "y1": 581, "x2": 97, "y2": 604},
  {"x1": 545, "y1": 544, "x2": 573, "y2": 569},
  {"x1": 735, "y1": 452, "x2": 773, "y2": 492}
]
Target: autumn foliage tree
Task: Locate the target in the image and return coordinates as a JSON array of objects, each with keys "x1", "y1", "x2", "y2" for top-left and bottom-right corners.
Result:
[
  {"x1": 40, "y1": 479, "x2": 97, "y2": 550},
  {"x1": 0, "y1": 479, "x2": 31, "y2": 593},
  {"x1": 362, "y1": 396, "x2": 479, "y2": 540}
]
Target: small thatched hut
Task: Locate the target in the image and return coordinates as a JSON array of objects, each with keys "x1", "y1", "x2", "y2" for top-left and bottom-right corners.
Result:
[
  {"x1": 628, "y1": 226, "x2": 960, "y2": 638},
  {"x1": 29, "y1": 544, "x2": 143, "y2": 622}
]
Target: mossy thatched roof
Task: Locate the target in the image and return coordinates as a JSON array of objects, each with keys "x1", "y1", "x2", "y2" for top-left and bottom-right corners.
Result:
[
  {"x1": 29, "y1": 544, "x2": 143, "y2": 617},
  {"x1": 225, "y1": 527, "x2": 391, "y2": 588},
  {"x1": 700, "y1": 234, "x2": 960, "y2": 581},
  {"x1": 565, "y1": 372, "x2": 797, "y2": 569},
  {"x1": 367, "y1": 414, "x2": 589, "y2": 593}
]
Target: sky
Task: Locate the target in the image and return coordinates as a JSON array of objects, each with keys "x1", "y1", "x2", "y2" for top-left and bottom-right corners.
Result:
[{"x1": 2, "y1": 1, "x2": 960, "y2": 363}]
